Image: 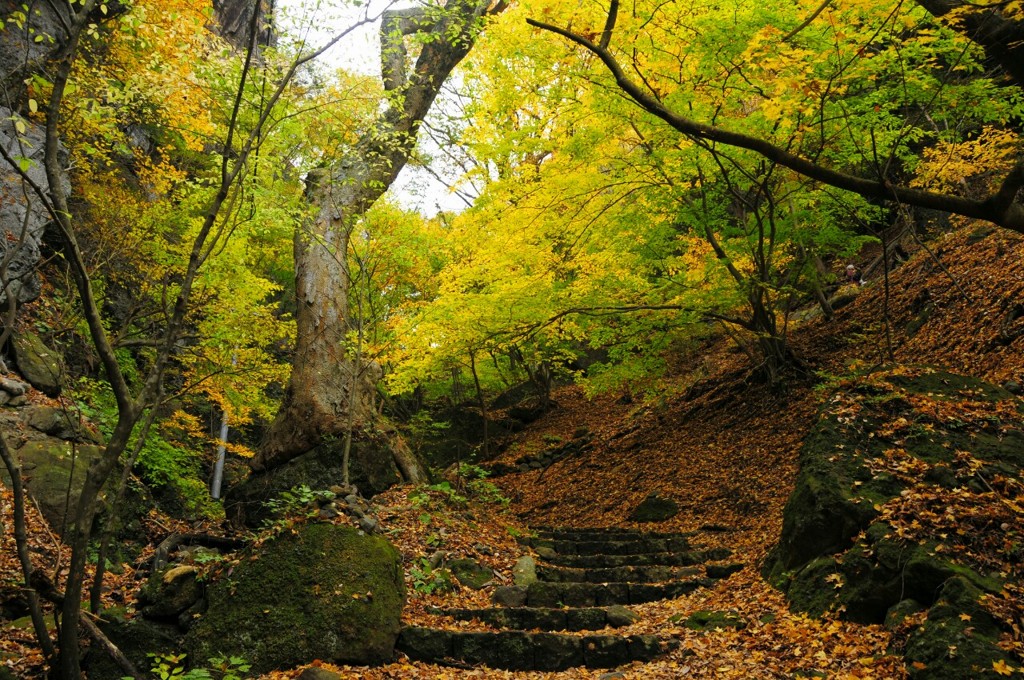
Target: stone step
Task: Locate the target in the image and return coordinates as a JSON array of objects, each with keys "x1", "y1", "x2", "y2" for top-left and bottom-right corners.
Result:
[
  {"x1": 398, "y1": 627, "x2": 670, "y2": 671},
  {"x1": 534, "y1": 527, "x2": 696, "y2": 541},
  {"x1": 542, "y1": 547, "x2": 732, "y2": 569},
  {"x1": 520, "y1": 536, "x2": 692, "y2": 555},
  {"x1": 537, "y1": 563, "x2": 702, "y2": 583},
  {"x1": 526, "y1": 578, "x2": 714, "y2": 607},
  {"x1": 433, "y1": 606, "x2": 629, "y2": 632}
]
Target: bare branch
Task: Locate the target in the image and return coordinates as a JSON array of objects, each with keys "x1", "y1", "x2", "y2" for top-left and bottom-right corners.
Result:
[{"x1": 781, "y1": 0, "x2": 833, "y2": 42}]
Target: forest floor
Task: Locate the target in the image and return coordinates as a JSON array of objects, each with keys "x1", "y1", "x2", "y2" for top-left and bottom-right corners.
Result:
[{"x1": 3, "y1": 223, "x2": 1023, "y2": 678}]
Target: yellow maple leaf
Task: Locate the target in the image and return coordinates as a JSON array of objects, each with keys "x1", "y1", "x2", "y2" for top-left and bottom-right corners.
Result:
[{"x1": 992, "y1": 659, "x2": 1014, "y2": 676}]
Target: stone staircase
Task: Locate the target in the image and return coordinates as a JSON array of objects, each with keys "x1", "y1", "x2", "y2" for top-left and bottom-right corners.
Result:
[{"x1": 396, "y1": 526, "x2": 742, "y2": 672}]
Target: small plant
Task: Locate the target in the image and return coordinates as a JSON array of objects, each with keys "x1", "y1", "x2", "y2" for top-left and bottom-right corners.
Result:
[
  {"x1": 505, "y1": 526, "x2": 534, "y2": 539},
  {"x1": 261, "y1": 485, "x2": 333, "y2": 527},
  {"x1": 146, "y1": 653, "x2": 210, "y2": 680},
  {"x1": 410, "y1": 481, "x2": 468, "y2": 509},
  {"x1": 206, "y1": 654, "x2": 251, "y2": 680},
  {"x1": 459, "y1": 464, "x2": 510, "y2": 507},
  {"x1": 142, "y1": 652, "x2": 249, "y2": 680},
  {"x1": 409, "y1": 557, "x2": 454, "y2": 596}
]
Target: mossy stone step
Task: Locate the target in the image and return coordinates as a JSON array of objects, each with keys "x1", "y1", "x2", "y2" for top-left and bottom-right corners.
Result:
[
  {"x1": 537, "y1": 563, "x2": 701, "y2": 583},
  {"x1": 542, "y1": 547, "x2": 732, "y2": 569},
  {"x1": 526, "y1": 578, "x2": 715, "y2": 607},
  {"x1": 434, "y1": 606, "x2": 621, "y2": 631},
  {"x1": 521, "y1": 537, "x2": 692, "y2": 555},
  {"x1": 397, "y1": 627, "x2": 668, "y2": 671}
]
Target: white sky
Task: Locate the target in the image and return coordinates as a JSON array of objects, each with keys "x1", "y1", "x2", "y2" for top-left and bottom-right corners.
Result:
[{"x1": 276, "y1": 0, "x2": 474, "y2": 217}]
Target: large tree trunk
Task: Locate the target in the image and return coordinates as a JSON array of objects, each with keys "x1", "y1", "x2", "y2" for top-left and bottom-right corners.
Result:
[{"x1": 254, "y1": 0, "x2": 502, "y2": 472}]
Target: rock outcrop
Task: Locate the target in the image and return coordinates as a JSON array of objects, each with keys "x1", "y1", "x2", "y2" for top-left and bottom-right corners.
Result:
[
  {"x1": 225, "y1": 433, "x2": 403, "y2": 526},
  {"x1": 765, "y1": 367, "x2": 1023, "y2": 678},
  {"x1": 0, "y1": 111, "x2": 71, "y2": 307}
]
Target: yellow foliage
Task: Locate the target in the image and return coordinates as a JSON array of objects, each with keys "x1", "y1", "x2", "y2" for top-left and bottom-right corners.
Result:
[{"x1": 913, "y1": 127, "x2": 1023, "y2": 194}]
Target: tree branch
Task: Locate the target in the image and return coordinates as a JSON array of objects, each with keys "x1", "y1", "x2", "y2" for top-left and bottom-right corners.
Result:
[
  {"x1": 525, "y1": 17, "x2": 1024, "y2": 233},
  {"x1": 781, "y1": 0, "x2": 833, "y2": 42},
  {"x1": 599, "y1": 0, "x2": 619, "y2": 49}
]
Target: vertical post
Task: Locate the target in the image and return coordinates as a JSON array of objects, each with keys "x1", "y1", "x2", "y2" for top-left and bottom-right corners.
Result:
[
  {"x1": 211, "y1": 409, "x2": 230, "y2": 499},
  {"x1": 211, "y1": 352, "x2": 236, "y2": 499}
]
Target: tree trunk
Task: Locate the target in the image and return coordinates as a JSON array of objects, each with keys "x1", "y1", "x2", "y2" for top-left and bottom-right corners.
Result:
[{"x1": 255, "y1": 0, "x2": 501, "y2": 472}]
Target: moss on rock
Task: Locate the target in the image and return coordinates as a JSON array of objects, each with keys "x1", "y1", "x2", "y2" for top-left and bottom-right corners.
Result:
[
  {"x1": 766, "y1": 367, "x2": 1020, "y2": 674},
  {"x1": 185, "y1": 522, "x2": 404, "y2": 674},
  {"x1": 225, "y1": 433, "x2": 402, "y2": 527}
]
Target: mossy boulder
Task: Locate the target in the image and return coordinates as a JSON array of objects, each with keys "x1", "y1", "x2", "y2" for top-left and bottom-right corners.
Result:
[
  {"x1": 10, "y1": 441, "x2": 103, "y2": 536},
  {"x1": 225, "y1": 434, "x2": 402, "y2": 527},
  {"x1": 904, "y1": 577, "x2": 1016, "y2": 679},
  {"x1": 449, "y1": 558, "x2": 492, "y2": 590},
  {"x1": 11, "y1": 331, "x2": 63, "y2": 397},
  {"x1": 137, "y1": 565, "x2": 203, "y2": 621},
  {"x1": 185, "y1": 523, "x2": 405, "y2": 674},
  {"x1": 4, "y1": 439, "x2": 150, "y2": 541}
]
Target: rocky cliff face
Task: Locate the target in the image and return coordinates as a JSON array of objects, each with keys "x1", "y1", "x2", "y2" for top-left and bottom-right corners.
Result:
[
  {"x1": 213, "y1": 0, "x2": 275, "y2": 49},
  {"x1": 0, "y1": 109, "x2": 71, "y2": 306}
]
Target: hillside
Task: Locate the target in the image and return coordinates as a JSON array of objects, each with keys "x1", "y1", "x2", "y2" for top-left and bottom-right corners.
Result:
[
  {"x1": 4, "y1": 223, "x2": 1020, "y2": 678},
  {"x1": 350, "y1": 223, "x2": 1024, "y2": 678}
]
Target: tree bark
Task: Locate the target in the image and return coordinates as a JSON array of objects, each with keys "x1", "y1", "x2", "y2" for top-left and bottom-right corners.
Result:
[{"x1": 255, "y1": 0, "x2": 501, "y2": 472}]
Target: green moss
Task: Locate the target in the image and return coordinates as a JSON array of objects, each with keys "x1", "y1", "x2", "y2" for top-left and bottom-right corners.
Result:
[
  {"x1": 682, "y1": 610, "x2": 746, "y2": 631},
  {"x1": 905, "y1": 579, "x2": 1014, "y2": 680},
  {"x1": 185, "y1": 523, "x2": 405, "y2": 674}
]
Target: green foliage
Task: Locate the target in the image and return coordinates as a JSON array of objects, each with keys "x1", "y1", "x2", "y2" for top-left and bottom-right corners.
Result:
[
  {"x1": 143, "y1": 652, "x2": 249, "y2": 680},
  {"x1": 71, "y1": 378, "x2": 220, "y2": 519},
  {"x1": 408, "y1": 557, "x2": 454, "y2": 596},
  {"x1": 410, "y1": 481, "x2": 467, "y2": 509},
  {"x1": 409, "y1": 465, "x2": 509, "y2": 509},
  {"x1": 260, "y1": 485, "x2": 333, "y2": 528},
  {"x1": 458, "y1": 464, "x2": 510, "y2": 507}
]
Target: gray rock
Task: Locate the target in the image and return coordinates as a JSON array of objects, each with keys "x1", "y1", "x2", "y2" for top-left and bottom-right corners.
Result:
[
  {"x1": 318, "y1": 505, "x2": 340, "y2": 519},
  {"x1": 512, "y1": 555, "x2": 538, "y2": 587},
  {"x1": 427, "y1": 550, "x2": 446, "y2": 569},
  {"x1": 11, "y1": 331, "x2": 63, "y2": 397},
  {"x1": 605, "y1": 605, "x2": 639, "y2": 628},
  {"x1": 358, "y1": 516, "x2": 380, "y2": 534},
  {"x1": 535, "y1": 546, "x2": 557, "y2": 561},
  {"x1": 1003, "y1": 380, "x2": 1022, "y2": 395},
  {"x1": 23, "y1": 405, "x2": 101, "y2": 443},
  {"x1": 0, "y1": 107, "x2": 71, "y2": 306},
  {"x1": 0, "y1": 377, "x2": 29, "y2": 396},
  {"x1": 491, "y1": 585, "x2": 528, "y2": 608}
]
